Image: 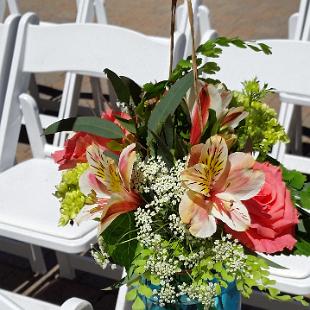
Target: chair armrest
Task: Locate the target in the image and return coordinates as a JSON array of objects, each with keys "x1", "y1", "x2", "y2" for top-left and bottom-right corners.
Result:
[
  {"x1": 61, "y1": 297, "x2": 93, "y2": 310},
  {"x1": 19, "y1": 93, "x2": 46, "y2": 158}
]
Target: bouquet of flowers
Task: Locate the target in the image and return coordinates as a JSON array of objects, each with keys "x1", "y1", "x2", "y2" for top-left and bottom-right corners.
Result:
[{"x1": 46, "y1": 35, "x2": 310, "y2": 309}]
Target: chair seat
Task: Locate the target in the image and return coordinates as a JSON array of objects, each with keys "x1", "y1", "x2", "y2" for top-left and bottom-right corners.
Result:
[
  {"x1": 0, "y1": 158, "x2": 97, "y2": 253},
  {"x1": 260, "y1": 254, "x2": 310, "y2": 295},
  {"x1": 263, "y1": 254, "x2": 310, "y2": 279}
]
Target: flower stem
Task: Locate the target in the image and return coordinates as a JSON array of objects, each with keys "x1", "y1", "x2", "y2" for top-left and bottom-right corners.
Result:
[{"x1": 169, "y1": 0, "x2": 178, "y2": 78}]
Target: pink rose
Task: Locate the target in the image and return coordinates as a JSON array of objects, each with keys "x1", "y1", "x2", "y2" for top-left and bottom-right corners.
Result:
[
  {"x1": 52, "y1": 109, "x2": 131, "y2": 170},
  {"x1": 226, "y1": 162, "x2": 299, "y2": 254}
]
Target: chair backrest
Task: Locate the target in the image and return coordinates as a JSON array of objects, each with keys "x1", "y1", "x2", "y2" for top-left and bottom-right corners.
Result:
[
  {"x1": 0, "y1": 14, "x2": 20, "y2": 118},
  {"x1": 214, "y1": 39, "x2": 310, "y2": 96},
  {"x1": 176, "y1": 0, "x2": 213, "y2": 57},
  {"x1": 3, "y1": 0, "x2": 107, "y2": 21},
  {"x1": 288, "y1": 0, "x2": 310, "y2": 40},
  {"x1": 0, "y1": 12, "x2": 185, "y2": 172},
  {"x1": 213, "y1": 39, "x2": 310, "y2": 174}
]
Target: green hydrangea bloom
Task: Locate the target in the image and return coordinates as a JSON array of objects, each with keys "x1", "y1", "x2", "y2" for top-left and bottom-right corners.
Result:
[
  {"x1": 54, "y1": 163, "x2": 95, "y2": 226},
  {"x1": 234, "y1": 79, "x2": 289, "y2": 156}
]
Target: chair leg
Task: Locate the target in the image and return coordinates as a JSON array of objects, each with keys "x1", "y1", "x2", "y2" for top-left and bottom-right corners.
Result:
[
  {"x1": 56, "y1": 251, "x2": 76, "y2": 279},
  {"x1": 90, "y1": 77, "x2": 104, "y2": 115},
  {"x1": 293, "y1": 105, "x2": 303, "y2": 155},
  {"x1": 278, "y1": 103, "x2": 295, "y2": 163},
  {"x1": 28, "y1": 245, "x2": 47, "y2": 274},
  {"x1": 28, "y1": 74, "x2": 41, "y2": 106}
]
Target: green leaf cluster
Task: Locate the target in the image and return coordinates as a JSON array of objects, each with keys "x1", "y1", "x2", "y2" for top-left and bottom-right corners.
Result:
[
  {"x1": 234, "y1": 79, "x2": 289, "y2": 156},
  {"x1": 282, "y1": 166, "x2": 310, "y2": 210}
]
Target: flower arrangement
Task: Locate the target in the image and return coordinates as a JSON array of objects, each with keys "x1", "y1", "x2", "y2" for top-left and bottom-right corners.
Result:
[{"x1": 46, "y1": 35, "x2": 310, "y2": 309}]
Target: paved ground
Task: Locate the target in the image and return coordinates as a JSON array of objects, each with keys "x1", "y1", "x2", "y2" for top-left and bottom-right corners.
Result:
[{"x1": 1, "y1": 1, "x2": 309, "y2": 309}]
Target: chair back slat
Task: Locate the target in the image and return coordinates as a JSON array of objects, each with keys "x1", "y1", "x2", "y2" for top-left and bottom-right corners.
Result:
[
  {"x1": 294, "y1": 0, "x2": 310, "y2": 39},
  {"x1": 22, "y1": 23, "x2": 183, "y2": 84},
  {"x1": 215, "y1": 39, "x2": 310, "y2": 97}
]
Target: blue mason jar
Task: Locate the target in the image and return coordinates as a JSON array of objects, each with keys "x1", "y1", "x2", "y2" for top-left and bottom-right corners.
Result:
[{"x1": 141, "y1": 280, "x2": 241, "y2": 310}]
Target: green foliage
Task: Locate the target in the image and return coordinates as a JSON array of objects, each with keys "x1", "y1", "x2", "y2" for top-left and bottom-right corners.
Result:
[
  {"x1": 294, "y1": 233, "x2": 310, "y2": 256},
  {"x1": 44, "y1": 116, "x2": 124, "y2": 139},
  {"x1": 282, "y1": 166, "x2": 310, "y2": 210},
  {"x1": 171, "y1": 37, "x2": 271, "y2": 82},
  {"x1": 54, "y1": 163, "x2": 94, "y2": 226},
  {"x1": 102, "y1": 213, "x2": 138, "y2": 271},
  {"x1": 234, "y1": 79, "x2": 289, "y2": 155},
  {"x1": 147, "y1": 71, "x2": 194, "y2": 148},
  {"x1": 104, "y1": 68, "x2": 130, "y2": 104}
]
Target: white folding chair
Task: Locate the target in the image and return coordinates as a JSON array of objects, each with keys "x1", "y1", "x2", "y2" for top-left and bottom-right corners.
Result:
[
  {"x1": 0, "y1": 289, "x2": 93, "y2": 310},
  {"x1": 214, "y1": 39, "x2": 310, "y2": 174},
  {"x1": 275, "y1": 0, "x2": 310, "y2": 161},
  {"x1": 0, "y1": 12, "x2": 185, "y2": 278},
  {"x1": 0, "y1": 0, "x2": 108, "y2": 147},
  {"x1": 0, "y1": 14, "x2": 19, "y2": 119},
  {"x1": 213, "y1": 39, "x2": 310, "y2": 297}
]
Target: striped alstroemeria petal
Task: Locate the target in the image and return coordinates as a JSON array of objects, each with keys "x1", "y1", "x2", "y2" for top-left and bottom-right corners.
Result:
[
  {"x1": 181, "y1": 163, "x2": 212, "y2": 196},
  {"x1": 226, "y1": 152, "x2": 265, "y2": 200},
  {"x1": 118, "y1": 143, "x2": 136, "y2": 191},
  {"x1": 179, "y1": 191, "x2": 217, "y2": 238},
  {"x1": 212, "y1": 192, "x2": 251, "y2": 232},
  {"x1": 199, "y1": 135, "x2": 228, "y2": 184},
  {"x1": 85, "y1": 144, "x2": 122, "y2": 193}
]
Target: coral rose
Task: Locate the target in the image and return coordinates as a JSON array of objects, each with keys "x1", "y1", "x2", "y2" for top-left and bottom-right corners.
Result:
[
  {"x1": 52, "y1": 108, "x2": 131, "y2": 170},
  {"x1": 226, "y1": 162, "x2": 299, "y2": 254}
]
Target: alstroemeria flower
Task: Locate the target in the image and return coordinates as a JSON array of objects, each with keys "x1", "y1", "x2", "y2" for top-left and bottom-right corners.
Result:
[
  {"x1": 179, "y1": 135, "x2": 265, "y2": 238},
  {"x1": 52, "y1": 108, "x2": 133, "y2": 170},
  {"x1": 190, "y1": 84, "x2": 248, "y2": 145},
  {"x1": 77, "y1": 143, "x2": 141, "y2": 233}
]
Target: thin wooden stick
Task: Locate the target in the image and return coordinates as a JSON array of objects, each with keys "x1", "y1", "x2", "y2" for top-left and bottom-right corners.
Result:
[
  {"x1": 169, "y1": 0, "x2": 178, "y2": 78},
  {"x1": 187, "y1": 0, "x2": 202, "y2": 131}
]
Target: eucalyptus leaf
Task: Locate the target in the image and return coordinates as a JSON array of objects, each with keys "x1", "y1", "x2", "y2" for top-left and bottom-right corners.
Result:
[
  {"x1": 147, "y1": 71, "x2": 194, "y2": 145},
  {"x1": 104, "y1": 68, "x2": 130, "y2": 103},
  {"x1": 114, "y1": 115, "x2": 137, "y2": 134},
  {"x1": 44, "y1": 116, "x2": 123, "y2": 139},
  {"x1": 120, "y1": 76, "x2": 142, "y2": 105}
]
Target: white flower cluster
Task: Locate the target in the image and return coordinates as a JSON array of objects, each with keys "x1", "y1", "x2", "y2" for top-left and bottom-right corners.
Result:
[
  {"x1": 155, "y1": 283, "x2": 177, "y2": 306},
  {"x1": 212, "y1": 235, "x2": 247, "y2": 276},
  {"x1": 91, "y1": 236, "x2": 110, "y2": 270},
  {"x1": 145, "y1": 247, "x2": 181, "y2": 281},
  {"x1": 115, "y1": 100, "x2": 135, "y2": 114},
  {"x1": 179, "y1": 249, "x2": 205, "y2": 269},
  {"x1": 132, "y1": 156, "x2": 185, "y2": 202},
  {"x1": 133, "y1": 156, "x2": 186, "y2": 246},
  {"x1": 134, "y1": 206, "x2": 161, "y2": 248},
  {"x1": 178, "y1": 282, "x2": 216, "y2": 309},
  {"x1": 168, "y1": 214, "x2": 186, "y2": 240}
]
